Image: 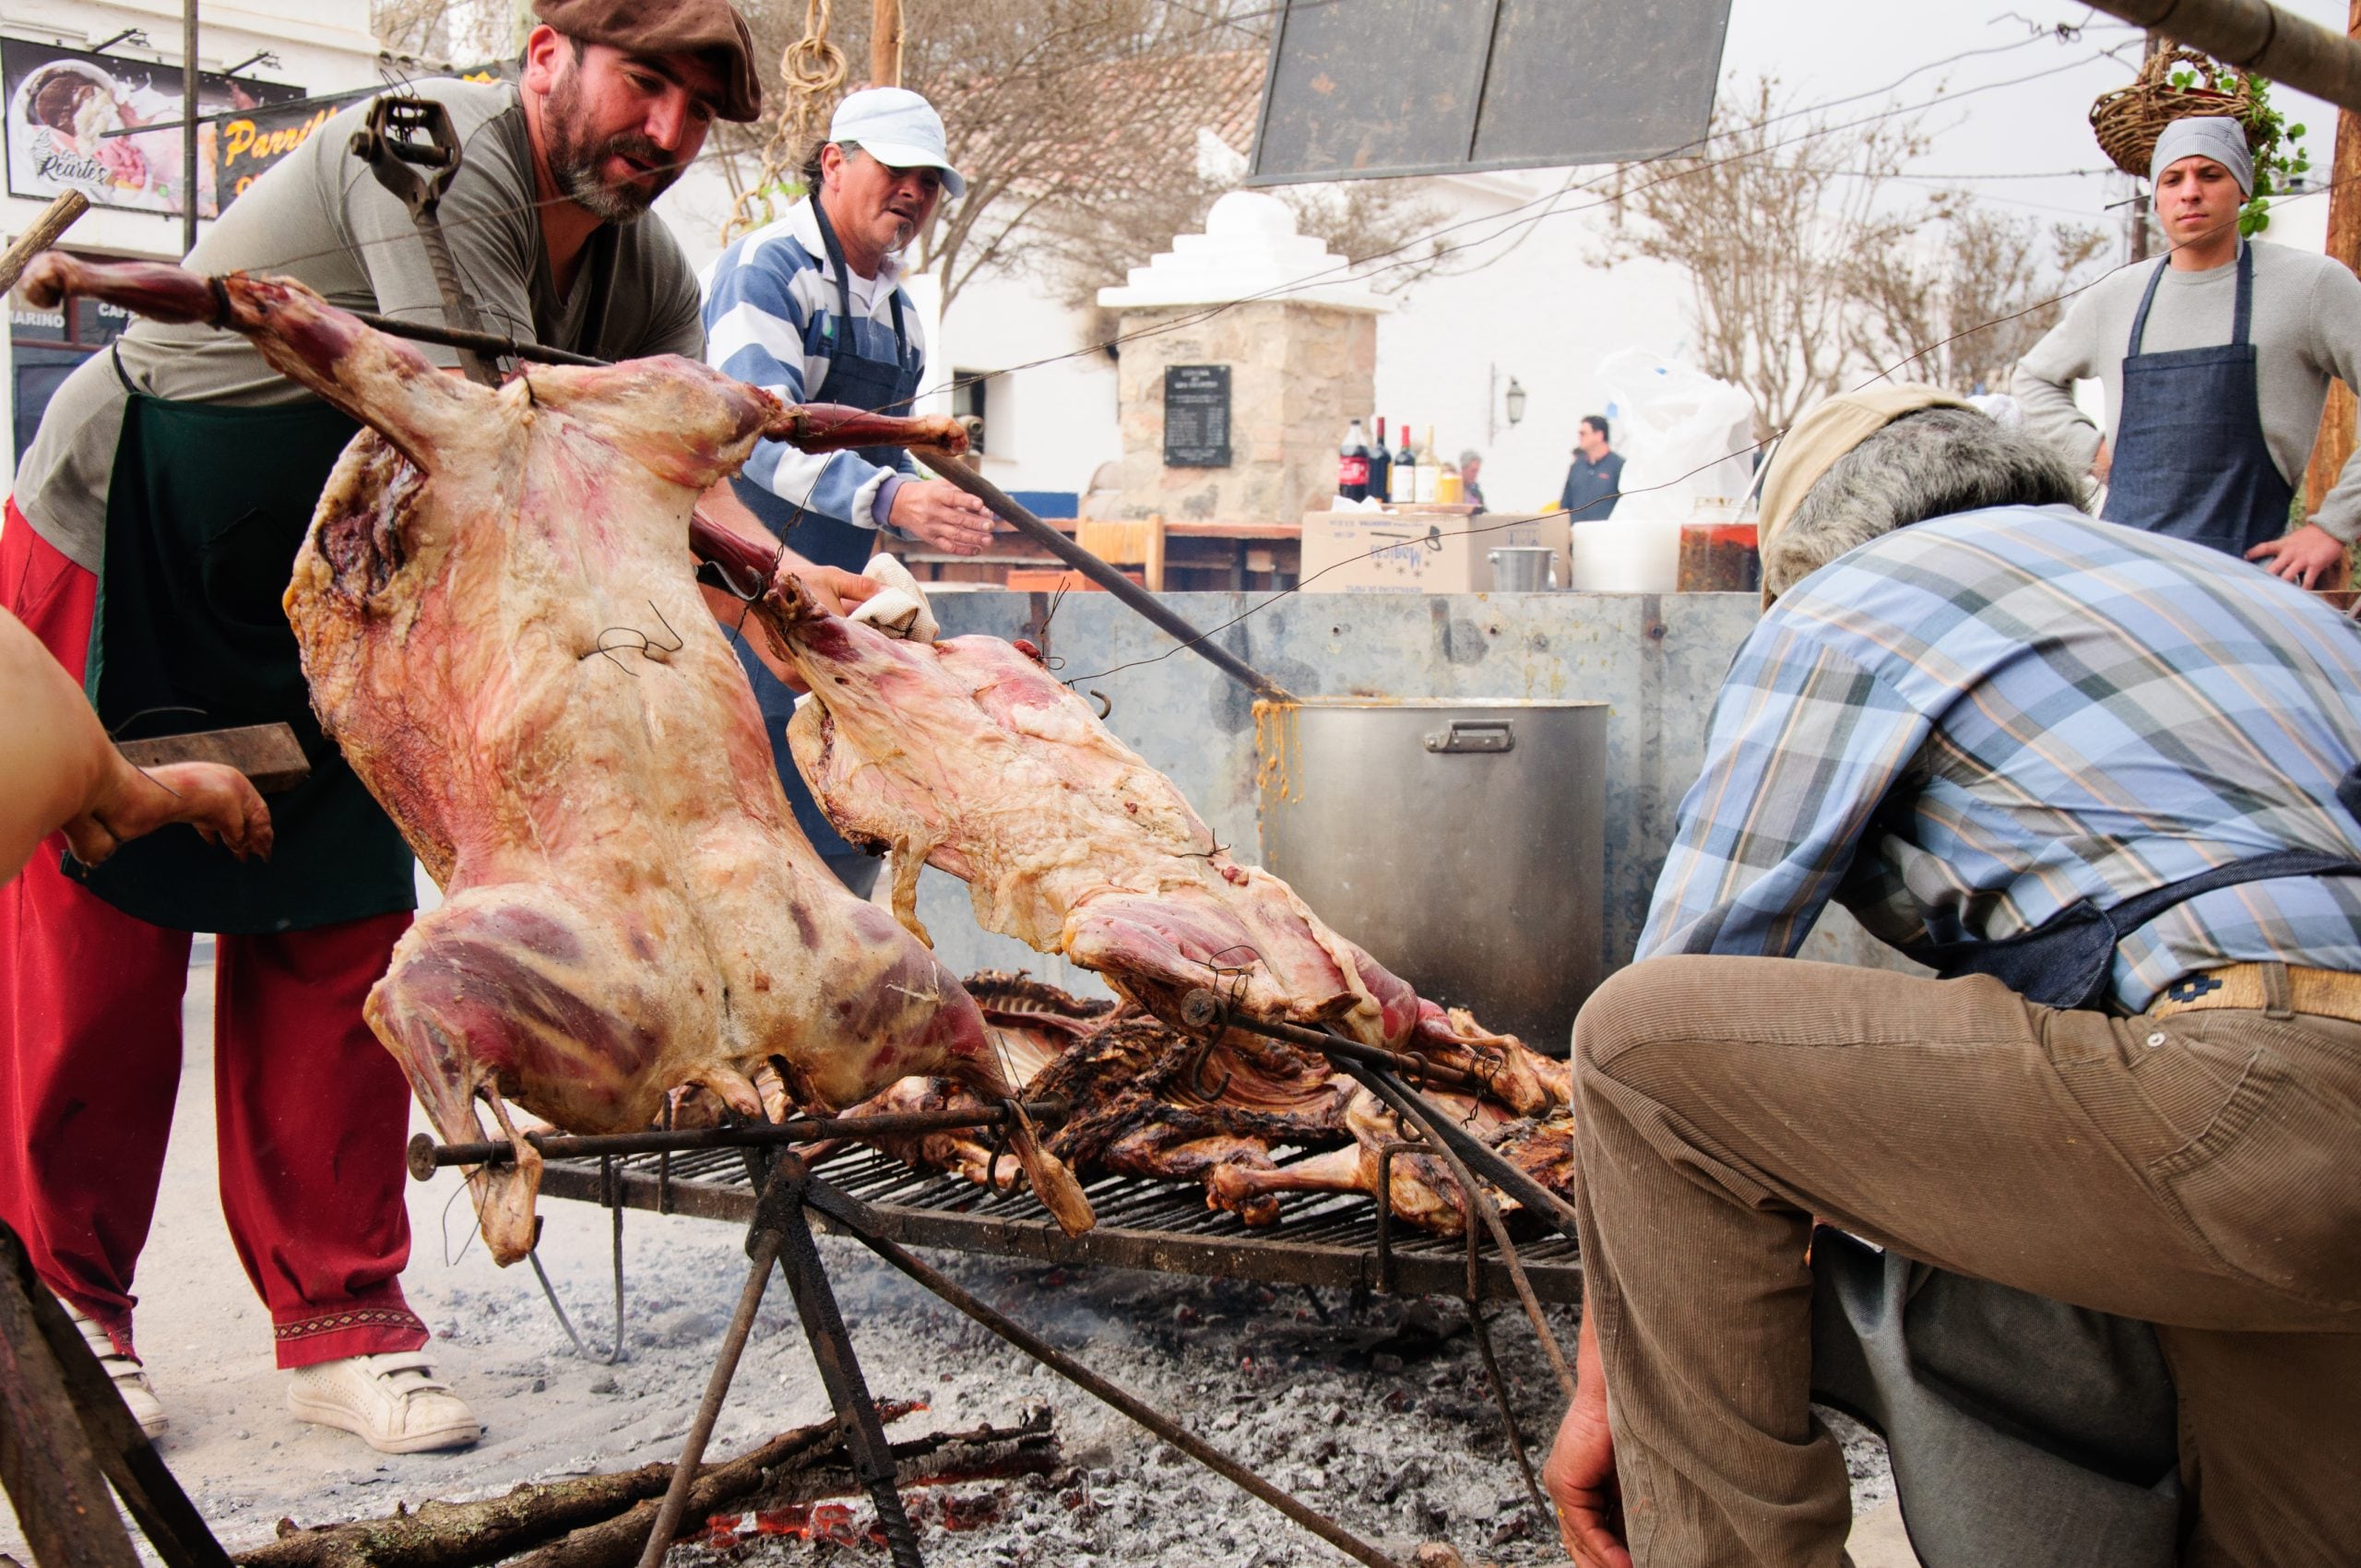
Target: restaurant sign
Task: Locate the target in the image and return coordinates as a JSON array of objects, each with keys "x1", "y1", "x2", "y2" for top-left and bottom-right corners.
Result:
[{"x1": 5, "y1": 38, "x2": 306, "y2": 217}]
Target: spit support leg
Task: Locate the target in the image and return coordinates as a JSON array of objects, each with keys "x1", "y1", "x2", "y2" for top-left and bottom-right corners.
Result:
[
  {"x1": 733, "y1": 1136, "x2": 926, "y2": 1568},
  {"x1": 635, "y1": 1146, "x2": 922, "y2": 1568}
]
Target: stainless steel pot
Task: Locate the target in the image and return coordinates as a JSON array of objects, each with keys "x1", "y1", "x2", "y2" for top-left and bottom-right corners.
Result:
[
  {"x1": 1256, "y1": 698, "x2": 1606, "y2": 1053},
  {"x1": 1487, "y1": 546, "x2": 1558, "y2": 591}
]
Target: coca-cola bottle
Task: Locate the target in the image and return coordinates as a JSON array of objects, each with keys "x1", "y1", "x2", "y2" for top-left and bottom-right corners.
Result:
[{"x1": 1337, "y1": 418, "x2": 1370, "y2": 503}]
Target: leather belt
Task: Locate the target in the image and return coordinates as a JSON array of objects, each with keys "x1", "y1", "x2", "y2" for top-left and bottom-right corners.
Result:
[{"x1": 2148, "y1": 962, "x2": 2361, "y2": 1023}]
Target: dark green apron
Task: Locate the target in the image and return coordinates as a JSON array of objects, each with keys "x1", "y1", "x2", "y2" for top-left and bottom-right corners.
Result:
[{"x1": 66, "y1": 381, "x2": 415, "y2": 933}]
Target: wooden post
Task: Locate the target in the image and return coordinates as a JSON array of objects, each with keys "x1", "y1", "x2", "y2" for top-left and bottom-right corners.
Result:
[
  {"x1": 181, "y1": 0, "x2": 199, "y2": 256},
  {"x1": 2306, "y1": 0, "x2": 2361, "y2": 544},
  {"x1": 2130, "y1": 32, "x2": 2164, "y2": 262},
  {"x1": 872, "y1": 0, "x2": 903, "y2": 87}
]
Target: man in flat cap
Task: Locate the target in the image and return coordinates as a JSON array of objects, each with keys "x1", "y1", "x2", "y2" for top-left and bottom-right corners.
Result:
[
  {"x1": 697, "y1": 86, "x2": 996, "y2": 897},
  {"x1": 0, "y1": 0, "x2": 759, "y2": 1453},
  {"x1": 2016, "y1": 115, "x2": 2361, "y2": 587},
  {"x1": 1545, "y1": 389, "x2": 2361, "y2": 1565}
]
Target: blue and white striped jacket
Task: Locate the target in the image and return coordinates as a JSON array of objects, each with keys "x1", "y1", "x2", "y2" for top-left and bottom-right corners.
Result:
[{"x1": 699, "y1": 199, "x2": 925, "y2": 533}]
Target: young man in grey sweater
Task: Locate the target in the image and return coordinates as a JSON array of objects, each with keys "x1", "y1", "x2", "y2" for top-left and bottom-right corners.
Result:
[{"x1": 2013, "y1": 116, "x2": 2361, "y2": 586}]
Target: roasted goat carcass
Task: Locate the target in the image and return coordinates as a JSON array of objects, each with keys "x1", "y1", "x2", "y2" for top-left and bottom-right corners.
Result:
[
  {"x1": 22, "y1": 255, "x2": 1092, "y2": 1262},
  {"x1": 755, "y1": 590, "x2": 1567, "y2": 1113},
  {"x1": 848, "y1": 975, "x2": 1573, "y2": 1236},
  {"x1": 1204, "y1": 1087, "x2": 1578, "y2": 1236}
]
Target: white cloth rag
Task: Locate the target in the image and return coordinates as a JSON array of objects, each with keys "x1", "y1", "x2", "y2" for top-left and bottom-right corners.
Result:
[{"x1": 848, "y1": 552, "x2": 939, "y2": 644}]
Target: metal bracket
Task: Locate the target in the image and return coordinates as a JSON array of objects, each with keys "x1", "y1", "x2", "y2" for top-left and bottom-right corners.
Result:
[
  {"x1": 349, "y1": 94, "x2": 499, "y2": 386},
  {"x1": 1423, "y1": 720, "x2": 1513, "y2": 754},
  {"x1": 348, "y1": 95, "x2": 461, "y2": 222}
]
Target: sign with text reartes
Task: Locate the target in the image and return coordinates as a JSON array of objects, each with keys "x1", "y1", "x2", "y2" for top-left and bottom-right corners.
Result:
[
  {"x1": 1248, "y1": 0, "x2": 1733, "y2": 184},
  {"x1": 1163, "y1": 364, "x2": 1231, "y2": 469},
  {"x1": 3, "y1": 38, "x2": 302, "y2": 217}
]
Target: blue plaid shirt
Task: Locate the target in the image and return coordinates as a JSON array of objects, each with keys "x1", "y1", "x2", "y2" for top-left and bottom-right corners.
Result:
[{"x1": 1641, "y1": 505, "x2": 2361, "y2": 1011}]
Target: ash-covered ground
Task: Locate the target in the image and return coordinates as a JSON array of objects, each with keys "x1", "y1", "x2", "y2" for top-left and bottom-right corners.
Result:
[{"x1": 0, "y1": 954, "x2": 1894, "y2": 1567}]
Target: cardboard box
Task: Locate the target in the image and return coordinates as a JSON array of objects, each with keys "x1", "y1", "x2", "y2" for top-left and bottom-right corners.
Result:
[{"x1": 1299, "y1": 508, "x2": 1571, "y2": 593}]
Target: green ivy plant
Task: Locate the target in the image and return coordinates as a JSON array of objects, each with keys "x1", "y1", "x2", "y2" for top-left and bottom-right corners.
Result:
[{"x1": 2167, "y1": 65, "x2": 2310, "y2": 236}]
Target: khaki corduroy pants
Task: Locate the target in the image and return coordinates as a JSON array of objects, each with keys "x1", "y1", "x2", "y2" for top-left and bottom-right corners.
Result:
[{"x1": 1572, "y1": 956, "x2": 2361, "y2": 1568}]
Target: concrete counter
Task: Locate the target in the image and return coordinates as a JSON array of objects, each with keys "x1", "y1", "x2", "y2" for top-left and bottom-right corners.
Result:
[{"x1": 909, "y1": 589, "x2": 1911, "y2": 1018}]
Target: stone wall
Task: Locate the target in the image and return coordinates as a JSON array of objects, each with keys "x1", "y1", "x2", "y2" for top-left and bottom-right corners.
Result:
[{"x1": 1112, "y1": 301, "x2": 1375, "y2": 523}]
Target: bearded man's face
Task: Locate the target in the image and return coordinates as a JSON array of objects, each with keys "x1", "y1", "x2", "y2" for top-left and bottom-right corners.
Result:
[{"x1": 542, "y1": 41, "x2": 719, "y2": 222}]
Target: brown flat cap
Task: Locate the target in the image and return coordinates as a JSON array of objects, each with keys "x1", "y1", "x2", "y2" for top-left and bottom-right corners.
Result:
[{"x1": 532, "y1": 0, "x2": 763, "y2": 122}]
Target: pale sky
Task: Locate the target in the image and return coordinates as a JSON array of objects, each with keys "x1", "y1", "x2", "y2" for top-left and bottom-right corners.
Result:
[{"x1": 1715, "y1": 1, "x2": 2355, "y2": 252}]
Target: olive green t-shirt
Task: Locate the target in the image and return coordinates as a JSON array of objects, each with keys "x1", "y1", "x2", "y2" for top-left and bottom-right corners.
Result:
[{"x1": 14, "y1": 77, "x2": 706, "y2": 569}]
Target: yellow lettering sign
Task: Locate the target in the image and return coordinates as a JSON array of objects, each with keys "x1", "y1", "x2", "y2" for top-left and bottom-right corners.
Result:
[{"x1": 219, "y1": 108, "x2": 331, "y2": 170}]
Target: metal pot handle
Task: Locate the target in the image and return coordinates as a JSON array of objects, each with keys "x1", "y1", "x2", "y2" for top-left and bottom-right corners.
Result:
[{"x1": 1423, "y1": 720, "x2": 1513, "y2": 754}]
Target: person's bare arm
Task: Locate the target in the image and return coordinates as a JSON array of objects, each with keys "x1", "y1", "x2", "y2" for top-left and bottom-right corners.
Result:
[
  {"x1": 3, "y1": 606, "x2": 269, "y2": 881},
  {"x1": 1545, "y1": 1310, "x2": 1632, "y2": 1568}
]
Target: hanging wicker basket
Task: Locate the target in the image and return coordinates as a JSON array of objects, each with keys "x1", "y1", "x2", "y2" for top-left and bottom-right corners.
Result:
[{"x1": 2090, "y1": 47, "x2": 2266, "y2": 178}]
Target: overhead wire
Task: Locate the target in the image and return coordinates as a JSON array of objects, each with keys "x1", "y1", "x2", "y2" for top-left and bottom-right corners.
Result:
[{"x1": 93, "y1": 13, "x2": 2215, "y2": 683}]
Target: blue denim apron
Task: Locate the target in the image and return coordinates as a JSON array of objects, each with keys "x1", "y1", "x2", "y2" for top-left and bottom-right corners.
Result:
[
  {"x1": 2100, "y1": 244, "x2": 2296, "y2": 558},
  {"x1": 726, "y1": 196, "x2": 924, "y2": 897}
]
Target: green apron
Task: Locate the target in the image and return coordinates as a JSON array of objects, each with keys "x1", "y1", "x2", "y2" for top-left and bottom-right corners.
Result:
[{"x1": 65, "y1": 383, "x2": 415, "y2": 933}]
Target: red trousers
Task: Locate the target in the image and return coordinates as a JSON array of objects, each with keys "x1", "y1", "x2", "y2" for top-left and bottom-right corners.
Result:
[{"x1": 0, "y1": 506, "x2": 426, "y2": 1370}]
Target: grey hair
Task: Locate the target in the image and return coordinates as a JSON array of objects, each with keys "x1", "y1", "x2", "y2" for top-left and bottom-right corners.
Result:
[
  {"x1": 800, "y1": 137, "x2": 863, "y2": 192},
  {"x1": 1762, "y1": 406, "x2": 2086, "y2": 600}
]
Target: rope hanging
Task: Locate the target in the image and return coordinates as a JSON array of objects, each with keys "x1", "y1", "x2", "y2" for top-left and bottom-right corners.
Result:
[{"x1": 723, "y1": 0, "x2": 848, "y2": 244}]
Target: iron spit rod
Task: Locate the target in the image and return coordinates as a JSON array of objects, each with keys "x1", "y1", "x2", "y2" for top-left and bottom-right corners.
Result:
[
  {"x1": 800, "y1": 1175, "x2": 1406, "y2": 1568},
  {"x1": 916, "y1": 448, "x2": 1298, "y2": 705},
  {"x1": 350, "y1": 310, "x2": 607, "y2": 366},
  {"x1": 407, "y1": 1099, "x2": 1068, "y2": 1178},
  {"x1": 1177, "y1": 992, "x2": 1487, "y2": 1094},
  {"x1": 1338, "y1": 1058, "x2": 1577, "y2": 1409}
]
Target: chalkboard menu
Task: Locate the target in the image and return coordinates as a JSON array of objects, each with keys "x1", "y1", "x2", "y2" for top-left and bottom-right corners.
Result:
[{"x1": 1163, "y1": 364, "x2": 1231, "y2": 468}]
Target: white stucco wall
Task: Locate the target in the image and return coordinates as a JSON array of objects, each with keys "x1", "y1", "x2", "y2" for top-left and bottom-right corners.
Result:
[{"x1": 925, "y1": 168, "x2": 1699, "y2": 517}]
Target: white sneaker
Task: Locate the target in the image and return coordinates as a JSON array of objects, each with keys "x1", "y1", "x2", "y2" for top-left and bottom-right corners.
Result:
[
  {"x1": 287, "y1": 1351, "x2": 480, "y2": 1454},
  {"x1": 64, "y1": 1300, "x2": 167, "y2": 1439}
]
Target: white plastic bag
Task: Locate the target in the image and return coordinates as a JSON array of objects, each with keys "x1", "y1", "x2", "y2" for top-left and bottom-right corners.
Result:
[{"x1": 1595, "y1": 349, "x2": 1757, "y2": 519}]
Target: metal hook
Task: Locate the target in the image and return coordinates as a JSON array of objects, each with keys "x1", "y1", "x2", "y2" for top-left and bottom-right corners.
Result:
[{"x1": 1089, "y1": 688, "x2": 1112, "y2": 720}]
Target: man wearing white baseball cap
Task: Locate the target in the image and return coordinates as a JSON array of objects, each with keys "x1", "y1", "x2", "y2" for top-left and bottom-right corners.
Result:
[{"x1": 698, "y1": 85, "x2": 993, "y2": 897}]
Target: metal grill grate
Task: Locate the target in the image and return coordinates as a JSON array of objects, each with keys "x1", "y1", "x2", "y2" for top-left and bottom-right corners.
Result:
[{"x1": 538, "y1": 1145, "x2": 1579, "y2": 1305}]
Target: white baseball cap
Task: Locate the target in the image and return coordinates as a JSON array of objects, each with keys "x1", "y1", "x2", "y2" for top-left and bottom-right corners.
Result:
[{"x1": 827, "y1": 88, "x2": 965, "y2": 199}]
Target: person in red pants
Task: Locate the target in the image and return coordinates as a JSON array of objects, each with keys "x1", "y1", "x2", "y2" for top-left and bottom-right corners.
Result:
[
  {"x1": 0, "y1": 0, "x2": 765, "y2": 1450},
  {"x1": 2, "y1": 509, "x2": 472, "y2": 1449}
]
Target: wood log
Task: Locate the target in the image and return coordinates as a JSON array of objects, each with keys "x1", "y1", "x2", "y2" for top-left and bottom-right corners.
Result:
[
  {"x1": 498, "y1": 1415, "x2": 877, "y2": 1568},
  {"x1": 117, "y1": 724, "x2": 311, "y2": 795},
  {"x1": 0, "y1": 192, "x2": 89, "y2": 296},
  {"x1": 748, "y1": 1412, "x2": 1061, "y2": 1509},
  {"x1": 231, "y1": 1410, "x2": 892, "y2": 1568},
  {"x1": 0, "y1": 1226, "x2": 144, "y2": 1568}
]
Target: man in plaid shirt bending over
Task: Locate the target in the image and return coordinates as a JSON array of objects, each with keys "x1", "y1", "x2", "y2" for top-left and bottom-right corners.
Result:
[{"x1": 1546, "y1": 386, "x2": 2361, "y2": 1568}]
